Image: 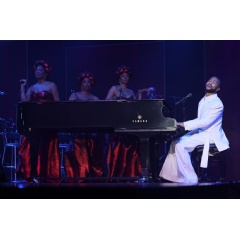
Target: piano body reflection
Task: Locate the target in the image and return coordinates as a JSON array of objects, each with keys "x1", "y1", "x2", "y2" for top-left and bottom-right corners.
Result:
[{"x1": 16, "y1": 100, "x2": 177, "y2": 180}]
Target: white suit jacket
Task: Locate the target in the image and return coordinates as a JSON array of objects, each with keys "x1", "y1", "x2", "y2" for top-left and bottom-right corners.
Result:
[{"x1": 184, "y1": 94, "x2": 229, "y2": 167}]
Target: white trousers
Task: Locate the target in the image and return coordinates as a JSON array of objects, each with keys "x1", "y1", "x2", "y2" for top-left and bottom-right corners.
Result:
[{"x1": 159, "y1": 131, "x2": 214, "y2": 183}]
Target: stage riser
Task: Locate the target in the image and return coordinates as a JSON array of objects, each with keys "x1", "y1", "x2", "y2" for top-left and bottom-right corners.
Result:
[{"x1": 0, "y1": 182, "x2": 237, "y2": 199}]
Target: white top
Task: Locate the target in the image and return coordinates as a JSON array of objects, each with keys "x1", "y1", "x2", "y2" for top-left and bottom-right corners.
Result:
[{"x1": 184, "y1": 94, "x2": 229, "y2": 167}]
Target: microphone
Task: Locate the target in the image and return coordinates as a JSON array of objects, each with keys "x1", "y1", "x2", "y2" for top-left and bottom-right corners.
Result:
[
  {"x1": 20, "y1": 80, "x2": 26, "y2": 84},
  {"x1": 175, "y1": 93, "x2": 192, "y2": 105},
  {"x1": 147, "y1": 87, "x2": 157, "y2": 99},
  {"x1": 119, "y1": 88, "x2": 123, "y2": 99},
  {"x1": 148, "y1": 87, "x2": 156, "y2": 92},
  {"x1": 0, "y1": 91, "x2": 6, "y2": 95}
]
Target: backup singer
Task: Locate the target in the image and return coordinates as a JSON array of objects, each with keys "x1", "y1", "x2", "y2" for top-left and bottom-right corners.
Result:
[
  {"x1": 65, "y1": 72, "x2": 105, "y2": 181},
  {"x1": 106, "y1": 65, "x2": 136, "y2": 100},
  {"x1": 17, "y1": 60, "x2": 60, "y2": 183},
  {"x1": 105, "y1": 65, "x2": 142, "y2": 178}
]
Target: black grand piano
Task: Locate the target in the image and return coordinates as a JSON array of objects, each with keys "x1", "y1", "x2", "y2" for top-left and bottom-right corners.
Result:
[{"x1": 16, "y1": 99, "x2": 177, "y2": 180}]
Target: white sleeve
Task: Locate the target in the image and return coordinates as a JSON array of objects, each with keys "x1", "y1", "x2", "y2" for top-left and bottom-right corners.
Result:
[{"x1": 184, "y1": 101, "x2": 223, "y2": 131}]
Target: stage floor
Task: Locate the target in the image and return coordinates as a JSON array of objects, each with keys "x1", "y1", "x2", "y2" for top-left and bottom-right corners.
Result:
[{"x1": 1, "y1": 180, "x2": 240, "y2": 199}]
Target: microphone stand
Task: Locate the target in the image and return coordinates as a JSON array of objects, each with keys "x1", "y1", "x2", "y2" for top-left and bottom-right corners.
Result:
[
  {"x1": 175, "y1": 95, "x2": 189, "y2": 105},
  {"x1": 175, "y1": 94, "x2": 192, "y2": 121},
  {"x1": 182, "y1": 99, "x2": 186, "y2": 121},
  {"x1": 166, "y1": 95, "x2": 182, "y2": 119}
]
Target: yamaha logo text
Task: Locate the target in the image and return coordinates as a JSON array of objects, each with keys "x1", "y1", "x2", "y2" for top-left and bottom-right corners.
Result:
[{"x1": 132, "y1": 115, "x2": 148, "y2": 123}]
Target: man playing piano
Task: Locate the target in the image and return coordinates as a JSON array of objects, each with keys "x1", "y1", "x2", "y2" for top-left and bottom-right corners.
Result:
[{"x1": 160, "y1": 76, "x2": 229, "y2": 183}]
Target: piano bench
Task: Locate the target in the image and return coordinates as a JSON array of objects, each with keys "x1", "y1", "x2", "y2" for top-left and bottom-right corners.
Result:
[{"x1": 191, "y1": 144, "x2": 228, "y2": 182}]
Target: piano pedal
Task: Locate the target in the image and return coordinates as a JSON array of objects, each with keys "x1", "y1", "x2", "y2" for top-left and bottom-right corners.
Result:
[
  {"x1": 151, "y1": 176, "x2": 162, "y2": 183},
  {"x1": 138, "y1": 177, "x2": 149, "y2": 183}
]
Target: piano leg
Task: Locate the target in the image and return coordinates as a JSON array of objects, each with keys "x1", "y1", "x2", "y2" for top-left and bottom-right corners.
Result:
[
  {"x1": 139, "y1": 136, "x2": 171, "y2": 183},
  {"x1": 139, "y1": 136, "x2": 153, "y2": 182}
]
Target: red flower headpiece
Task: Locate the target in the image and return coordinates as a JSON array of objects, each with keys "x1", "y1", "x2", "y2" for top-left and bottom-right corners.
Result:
[
  {"x1": 33, "y1": 60, "x2": 52, "y2": 73},
  {"x1": 116, "y1": 65, "x2": 132, "y2": 78},
  {"x1": 77, "y1": 72, "x2": 95, "y2": 86}
]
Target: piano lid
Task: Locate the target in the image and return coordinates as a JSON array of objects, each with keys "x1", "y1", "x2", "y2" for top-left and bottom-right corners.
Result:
[{"x1": 16, "y1": 100, "x2": 177, "y2": 134}]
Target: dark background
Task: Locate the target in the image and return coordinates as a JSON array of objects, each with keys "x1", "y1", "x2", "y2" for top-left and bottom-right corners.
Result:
[{"x1": 0, "y1": 40, "x2": 238, "y2": 180}]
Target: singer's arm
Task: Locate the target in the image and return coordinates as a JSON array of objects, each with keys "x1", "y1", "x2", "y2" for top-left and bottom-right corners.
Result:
[
  {"x1": 105, "y1": 86, "x2": 117, "y2": 100},
  {"x1": 137, "y1": 89, "x2": 143, "y2": 100},
  {"x1": 137, "y1": 88, "x2": 149, "y2": 100},
  {"x1": 20, "y1": 79, "x2": 31, "y2": 102},
  {"x1": 51, "y1": 82, "x2": 60, "y2": 101}
]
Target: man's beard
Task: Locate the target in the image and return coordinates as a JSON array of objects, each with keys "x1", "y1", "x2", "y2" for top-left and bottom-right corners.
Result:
[{"x1": 206, "y1": 87, "x2": 218, "y2": 93}]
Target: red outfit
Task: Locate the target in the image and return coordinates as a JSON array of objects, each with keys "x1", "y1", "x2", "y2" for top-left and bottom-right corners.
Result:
[
  {"x1": 106, "y1": 134, "x2": 142, "y2": 177},
  {"x1": 64, "y1": 133, "x2": 105, "y2": 181},
  {"x1": 17, "y1": 91, "x2": 60, "y2": 182},
  {"x1": 105, "y1": 95, "x2": 142, "y2": 178}
]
